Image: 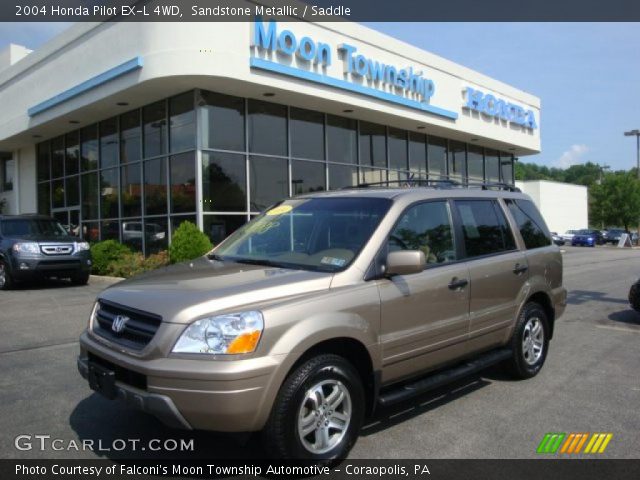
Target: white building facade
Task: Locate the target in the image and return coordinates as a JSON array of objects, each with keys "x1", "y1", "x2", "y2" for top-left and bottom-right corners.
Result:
[
  {"x1": 0, "y1": 14, "x2": 541, "y2": 254},
  {"x1": 516, "y1": 180, "x2": 588, "y2": 234}
]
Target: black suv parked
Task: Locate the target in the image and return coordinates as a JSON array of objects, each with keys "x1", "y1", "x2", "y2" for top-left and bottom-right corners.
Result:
[{"x1": 0, "y1": 214, "x2": 91, "y2": 289}]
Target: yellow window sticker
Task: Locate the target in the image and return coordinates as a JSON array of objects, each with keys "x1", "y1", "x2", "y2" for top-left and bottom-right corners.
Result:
[{"x1": 266, "y1": 205, "x2": 293, "y2": 216}]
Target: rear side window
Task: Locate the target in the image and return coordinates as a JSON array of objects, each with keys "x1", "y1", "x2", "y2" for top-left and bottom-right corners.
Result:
[
  {"x1": 505, "y1": 199, "x2": 551, "y2": 249},
  {"x1": 455, "y1": 199, "x2": 516, "y2": 258},
  {"x1": 388, "y1": 201, "x2": 456, "y2": 265}
]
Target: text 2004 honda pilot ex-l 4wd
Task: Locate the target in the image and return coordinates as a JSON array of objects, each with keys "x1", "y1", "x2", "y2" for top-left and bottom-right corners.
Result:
[{"x1": 78, "y1": 184, "x2": 566, "y2": 461}]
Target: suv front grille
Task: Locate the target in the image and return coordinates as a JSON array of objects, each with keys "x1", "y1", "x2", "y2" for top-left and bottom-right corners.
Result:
[
  {"x1": 41, "y1": 244, "x2": 74, "y2": 255},
  {"x1": 93, "y1": 300, "x2": 162, "y2": 350}
]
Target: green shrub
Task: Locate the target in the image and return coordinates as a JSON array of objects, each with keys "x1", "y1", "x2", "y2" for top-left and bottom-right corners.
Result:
[
  {"x1": 91, "y1": 240, "x2": 132, "y2": 275},
  {"x1": 102, "y1": 250, "x2": 170, "y2": 278},
  {"x1": 169, "y1": 221, "x2": 213, "y2": 264}
]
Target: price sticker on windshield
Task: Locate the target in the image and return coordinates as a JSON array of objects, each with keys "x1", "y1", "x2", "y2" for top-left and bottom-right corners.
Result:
[{"x1": 266, "y1": 205, "x2": 293, "y2": 216}]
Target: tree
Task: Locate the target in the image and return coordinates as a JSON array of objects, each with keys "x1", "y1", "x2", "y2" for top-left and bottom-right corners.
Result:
[{"x1": 592, "y1": 172, "x2": 640, "y2": 231}]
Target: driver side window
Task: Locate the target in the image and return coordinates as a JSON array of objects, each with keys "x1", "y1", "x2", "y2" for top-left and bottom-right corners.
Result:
[{"x1": 388, "y1": 201, "x2": 456, "y2": 265}]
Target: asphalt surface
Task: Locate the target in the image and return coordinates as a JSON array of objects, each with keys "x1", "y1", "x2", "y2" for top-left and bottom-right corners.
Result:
[{"x1": 0, "y1": 247, "x2": 639, "y2": 460}]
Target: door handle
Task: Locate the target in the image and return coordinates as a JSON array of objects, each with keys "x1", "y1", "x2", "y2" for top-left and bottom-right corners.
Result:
[
  {"x1": 448, "y1": 277, "x2": 468, "y2": 290},
  {"x1": 513, "y1": 263, "x2": 528, "y2": 275}
]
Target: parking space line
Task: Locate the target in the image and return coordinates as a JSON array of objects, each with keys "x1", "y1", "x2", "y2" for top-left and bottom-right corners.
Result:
[{"x1": 0, "y1": 340, "x2": 78, "y2": 356}]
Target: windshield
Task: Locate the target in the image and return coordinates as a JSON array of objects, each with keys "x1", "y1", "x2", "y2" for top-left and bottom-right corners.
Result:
[
  {"x1": 1, "y1": 218, "x2": 68, "y2": 237},
  {"x1": 212, "y1": 197, "x2": 392, "y2": 272}
]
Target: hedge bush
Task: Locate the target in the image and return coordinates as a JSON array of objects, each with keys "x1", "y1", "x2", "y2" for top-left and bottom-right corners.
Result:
[
  {"x1": 91, "y1": 240, "x2": 132, "y2": 275},
  {"x1": 105, "y1": 251, "x2": 169, "y2": 278},
  {"x1": 169, "y1": 221, "x2": 213, "y2": 264}
]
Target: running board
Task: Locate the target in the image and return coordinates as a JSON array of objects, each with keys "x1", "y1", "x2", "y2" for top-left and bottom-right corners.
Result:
[{"x1": 377, "y1": 348, "x2": 513, "y2": 407}]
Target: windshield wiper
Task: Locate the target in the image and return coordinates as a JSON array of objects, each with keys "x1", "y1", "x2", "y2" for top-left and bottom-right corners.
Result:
[
  {"x1": 231, "y1": 258, "x2": 284, "y2": 268},
  {"x1": 207, "y1": 253, "x2": 226, "y2": 261}
]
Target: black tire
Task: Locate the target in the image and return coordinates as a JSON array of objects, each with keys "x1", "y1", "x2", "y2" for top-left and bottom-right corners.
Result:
[
  {"x1": 71, "y1": 271, "x2": 90, "y2": 286},
  {"x1": 504, "y1": 302, "x2": 550, "y2": 379},
  {"x1": 629, "y1": 281, "x2": 640, "y2": 312},
  {"x1": 0, "y1": 259, "x2": 14, "y2": 290},
  {"x1": 262, "y1": 354, "x2": 364, "y2": 461}
]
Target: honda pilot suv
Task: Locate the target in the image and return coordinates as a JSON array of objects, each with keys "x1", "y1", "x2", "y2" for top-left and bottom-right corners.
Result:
[
  {"x1": 0, "y1": 214, "x2": 91, "y2": 289},
  {"x1": 78, "y1": 184, "x2": 566, "y2": 460}
]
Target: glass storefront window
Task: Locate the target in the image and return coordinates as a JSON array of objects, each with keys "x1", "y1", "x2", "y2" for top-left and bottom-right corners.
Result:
[
  {"x1": 65, "y1": 175, "x2": 79, "y2": 207},
  {"x1": 81, "y1": 124, "x2": 98, "y2": 171},
  {"x1": 121, "y1": 163, "x2": 142, "y2": 217},
  {"x1": 467, "y1": 145, "x2": 484, "y2": 183},
  {"x1": 409, "y1": 132, "x2": 427, "y2": 177},
  {"x1": 81, "y1": 173, "x2": 99, "y2": 219},
  {"x1": 359, "y1": 121, "x2": 386, "y2": 168},
  {"x1": 169, "y1": 152, "x2": 196, "y2": 213},
  {"x1": 427, "y1": 136, "x2": 447, "y2": 180},
  {"x1": 65, "y1": 131, "x2": 79, "y2": 176},
  {"x1": 448, "y1": 141, "x2": 467, "y2": 183},
  {"x1": 143, "y1": 100, "x2": 167, "y2": 158},
  {"x1": 101, "y1": 220, "x2": 120, "y2": 241},
  {"x1": 203, "y1": 215, "x2": 247, "y2": 245},
  {"x1": 388, "y1": 128, "x2": 408, "y2": 171},
  {"x1": 100, "y1": 168, "x2": 119, "y2": 218},
  {"x1": 120, "y1": 110, "x2": 141, "y2": 163},
  {"x1": 145, "y1": 217, "x2": 168, "y2": 255},
  {"x1": 171, "y1": 215, "x2": 197, "y2": 237},
  {"x1": 122, "y1": 218, "x2": 143, "y2": 252},
  {"x1": 51, "y1": 136, "x2": 64, "y2": 178},
  {"x1": 329, "y1": 164, "x2": 357, "y2": 190},
  {"x1": 291, "y1": 160, "x2": 325, "y2": 194},
  {"x1": 144, "y1": 157, "x2": 168, "y2": 216},
  {"x1": 169, "y1": 92, "x2": 196, "y2": 153},
  {"x1": 199, "y1": 91, "x2": 245, "y2": 152},
  {"x1": 360, "y1": 167, "x2": 386, "y2": 185},
  {"x1": 388, "y1": 170, "x2": 409, "y2": 183},
  {"x1": 501, "y1": 153, "x2": 514, "y2": 184},
  {"x1": 249, "y1": 155, "x2": 288, "y2": 211},
  {"x1": 52, "y1": 179, "x2": 64, "y2": 208},
  {"x1": 81, "y1": 222, "x2": 99, "y2": 242},
  {"x1": 327, "y1": 115, "x2": 357, "y2": 164},
  {"x1": 248, "y1": 99, "x2": 287, "y2": 156},
  {"x1": 100, "y1": 117, "x2": 118, "y2": 169},
  {"x1": 485, "y1": 149, "x2": 500, "y2": 183},
  {"x1": 202, "y1": 152, "x2": 247, "y2": 212},
  {"x1": 37, "y1": 182, "x2": 50, "y2": 215},
  {"x1": 37, "y1": 142, "x2": 50, "y2": 181},
  {"x1": 290, "y1": 107, "x2": 324, "y2": 160}
]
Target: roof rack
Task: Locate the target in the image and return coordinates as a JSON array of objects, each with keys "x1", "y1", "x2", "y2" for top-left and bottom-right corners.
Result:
[{"x1": 343, "y1": 179, "x2": 520, "y2": 192}]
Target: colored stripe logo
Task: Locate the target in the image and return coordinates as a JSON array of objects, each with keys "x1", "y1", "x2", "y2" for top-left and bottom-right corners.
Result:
[{"x1": 537, "y1": 433, "x2": 612, "y2": 454}]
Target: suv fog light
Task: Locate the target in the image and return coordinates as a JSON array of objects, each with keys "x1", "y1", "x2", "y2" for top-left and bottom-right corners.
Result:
[{"x1": 19, "y1": 262, "x2": 30, "y2": 270}]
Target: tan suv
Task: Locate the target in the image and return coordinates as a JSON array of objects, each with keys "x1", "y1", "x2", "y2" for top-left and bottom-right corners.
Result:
[{"x1": 77, "y1": 183, "x2": 566, "y2": 460}]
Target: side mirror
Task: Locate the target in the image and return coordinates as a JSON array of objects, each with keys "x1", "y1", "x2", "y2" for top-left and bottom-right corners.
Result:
[{"x1": 385, "y1": 250, "x2": 425, "y2": 276}]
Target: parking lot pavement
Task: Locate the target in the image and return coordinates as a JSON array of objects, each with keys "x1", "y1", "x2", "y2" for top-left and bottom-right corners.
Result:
[{"x1": 1, "y1": 247, "x2": 639, "y2": 460}]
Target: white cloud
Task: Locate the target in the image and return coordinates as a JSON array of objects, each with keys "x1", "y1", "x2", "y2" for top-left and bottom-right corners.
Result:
[{"x1": 556, "y1": 144, "x2": 589, "y2": 168}]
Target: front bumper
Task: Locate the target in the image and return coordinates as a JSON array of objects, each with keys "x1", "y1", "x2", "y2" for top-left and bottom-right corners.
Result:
[
  {"x1": 78, "y1": 331, "x2": 284, "y2": 432},
  {"x1": 10, "y1": 252, "x2": 91, "y2": 280}
]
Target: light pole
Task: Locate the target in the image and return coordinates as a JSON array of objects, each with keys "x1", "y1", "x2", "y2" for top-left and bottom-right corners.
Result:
[{"x1": 624, "y1": 129, "x2": 640, "y2": 243}]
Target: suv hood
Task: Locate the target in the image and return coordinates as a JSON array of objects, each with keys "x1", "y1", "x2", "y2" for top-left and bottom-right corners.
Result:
[
  {"x1": 98, "y1": 256, "x2": 333, "y2": 323},
  {"x1": 10, "y1": 235, "x2": 79, "y2": 243}
]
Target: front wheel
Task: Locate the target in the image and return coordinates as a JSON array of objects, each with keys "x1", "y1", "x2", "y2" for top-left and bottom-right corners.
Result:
[
  {"x1": 262, "y1": 354, "x2": 364, "y2": 461},
  {"x1": 504, "y1": 302, "x2": 550, "y2": 379},
  {"x1": 629, "y1": 281, "x2": 640, "y2": 312},
  {"x1": 71, "y1": 271, "x2": 90, "y2": 286},
  {"x1": 0, "y1": 260, "x2": 14, "y2": 290}
]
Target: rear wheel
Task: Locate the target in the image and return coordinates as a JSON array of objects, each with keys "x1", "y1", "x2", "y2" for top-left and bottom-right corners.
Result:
[
  {"x1": 629, "y1": 281, "x2": 640, "y2": 312},
  {"x1": 504, "y1": 302, "x2": 549, "y2": 379},
  {"x1": 262, "y1": 354, "x2": 364, "y2": 461},
  {"x1": 0, "y1": 260, "x2": 14, "y2": 290}
]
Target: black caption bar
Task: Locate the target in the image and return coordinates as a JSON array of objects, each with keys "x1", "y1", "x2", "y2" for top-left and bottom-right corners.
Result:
[
  {"x1": 3, "y1": 0, "x2": 640, "y2": 22},
  {"x1": 3, "y1": 460, "x2": 640, "y2": 480}
]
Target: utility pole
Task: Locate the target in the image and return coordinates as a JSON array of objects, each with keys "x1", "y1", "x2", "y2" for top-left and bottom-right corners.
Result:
[{"x1": 624, "y1": 130, "x2": 640, "y2": 244}]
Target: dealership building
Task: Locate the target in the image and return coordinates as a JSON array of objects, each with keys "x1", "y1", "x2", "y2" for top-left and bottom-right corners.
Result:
[{"x1": 0, "y1": 16, "x2": 541, "y2": 254}]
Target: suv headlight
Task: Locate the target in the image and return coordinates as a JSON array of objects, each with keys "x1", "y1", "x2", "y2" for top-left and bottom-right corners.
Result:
[
  {"x1": 172, "y1": 311, "x2": 264, "y2": 355},
  {"x1": 75, "y1": 241, "x2": 90, "y2": 252},
  {"x1": 12, "y1": 242, "x2": 40, "y2": 255}
]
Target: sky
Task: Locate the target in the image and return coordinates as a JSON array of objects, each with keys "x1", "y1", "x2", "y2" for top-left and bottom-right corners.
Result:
[{"x1": 1, "y1": 21, "x2": 639, "y2": 171}]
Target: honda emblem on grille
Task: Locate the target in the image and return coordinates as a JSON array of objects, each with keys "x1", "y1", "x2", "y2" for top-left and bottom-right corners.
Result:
[
  {"x1": 112, "y1": 315, "x2": 130, "y2": 334},
  {"x1": 55, "y1": 247, "x2": 64, "y2": 253}
]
